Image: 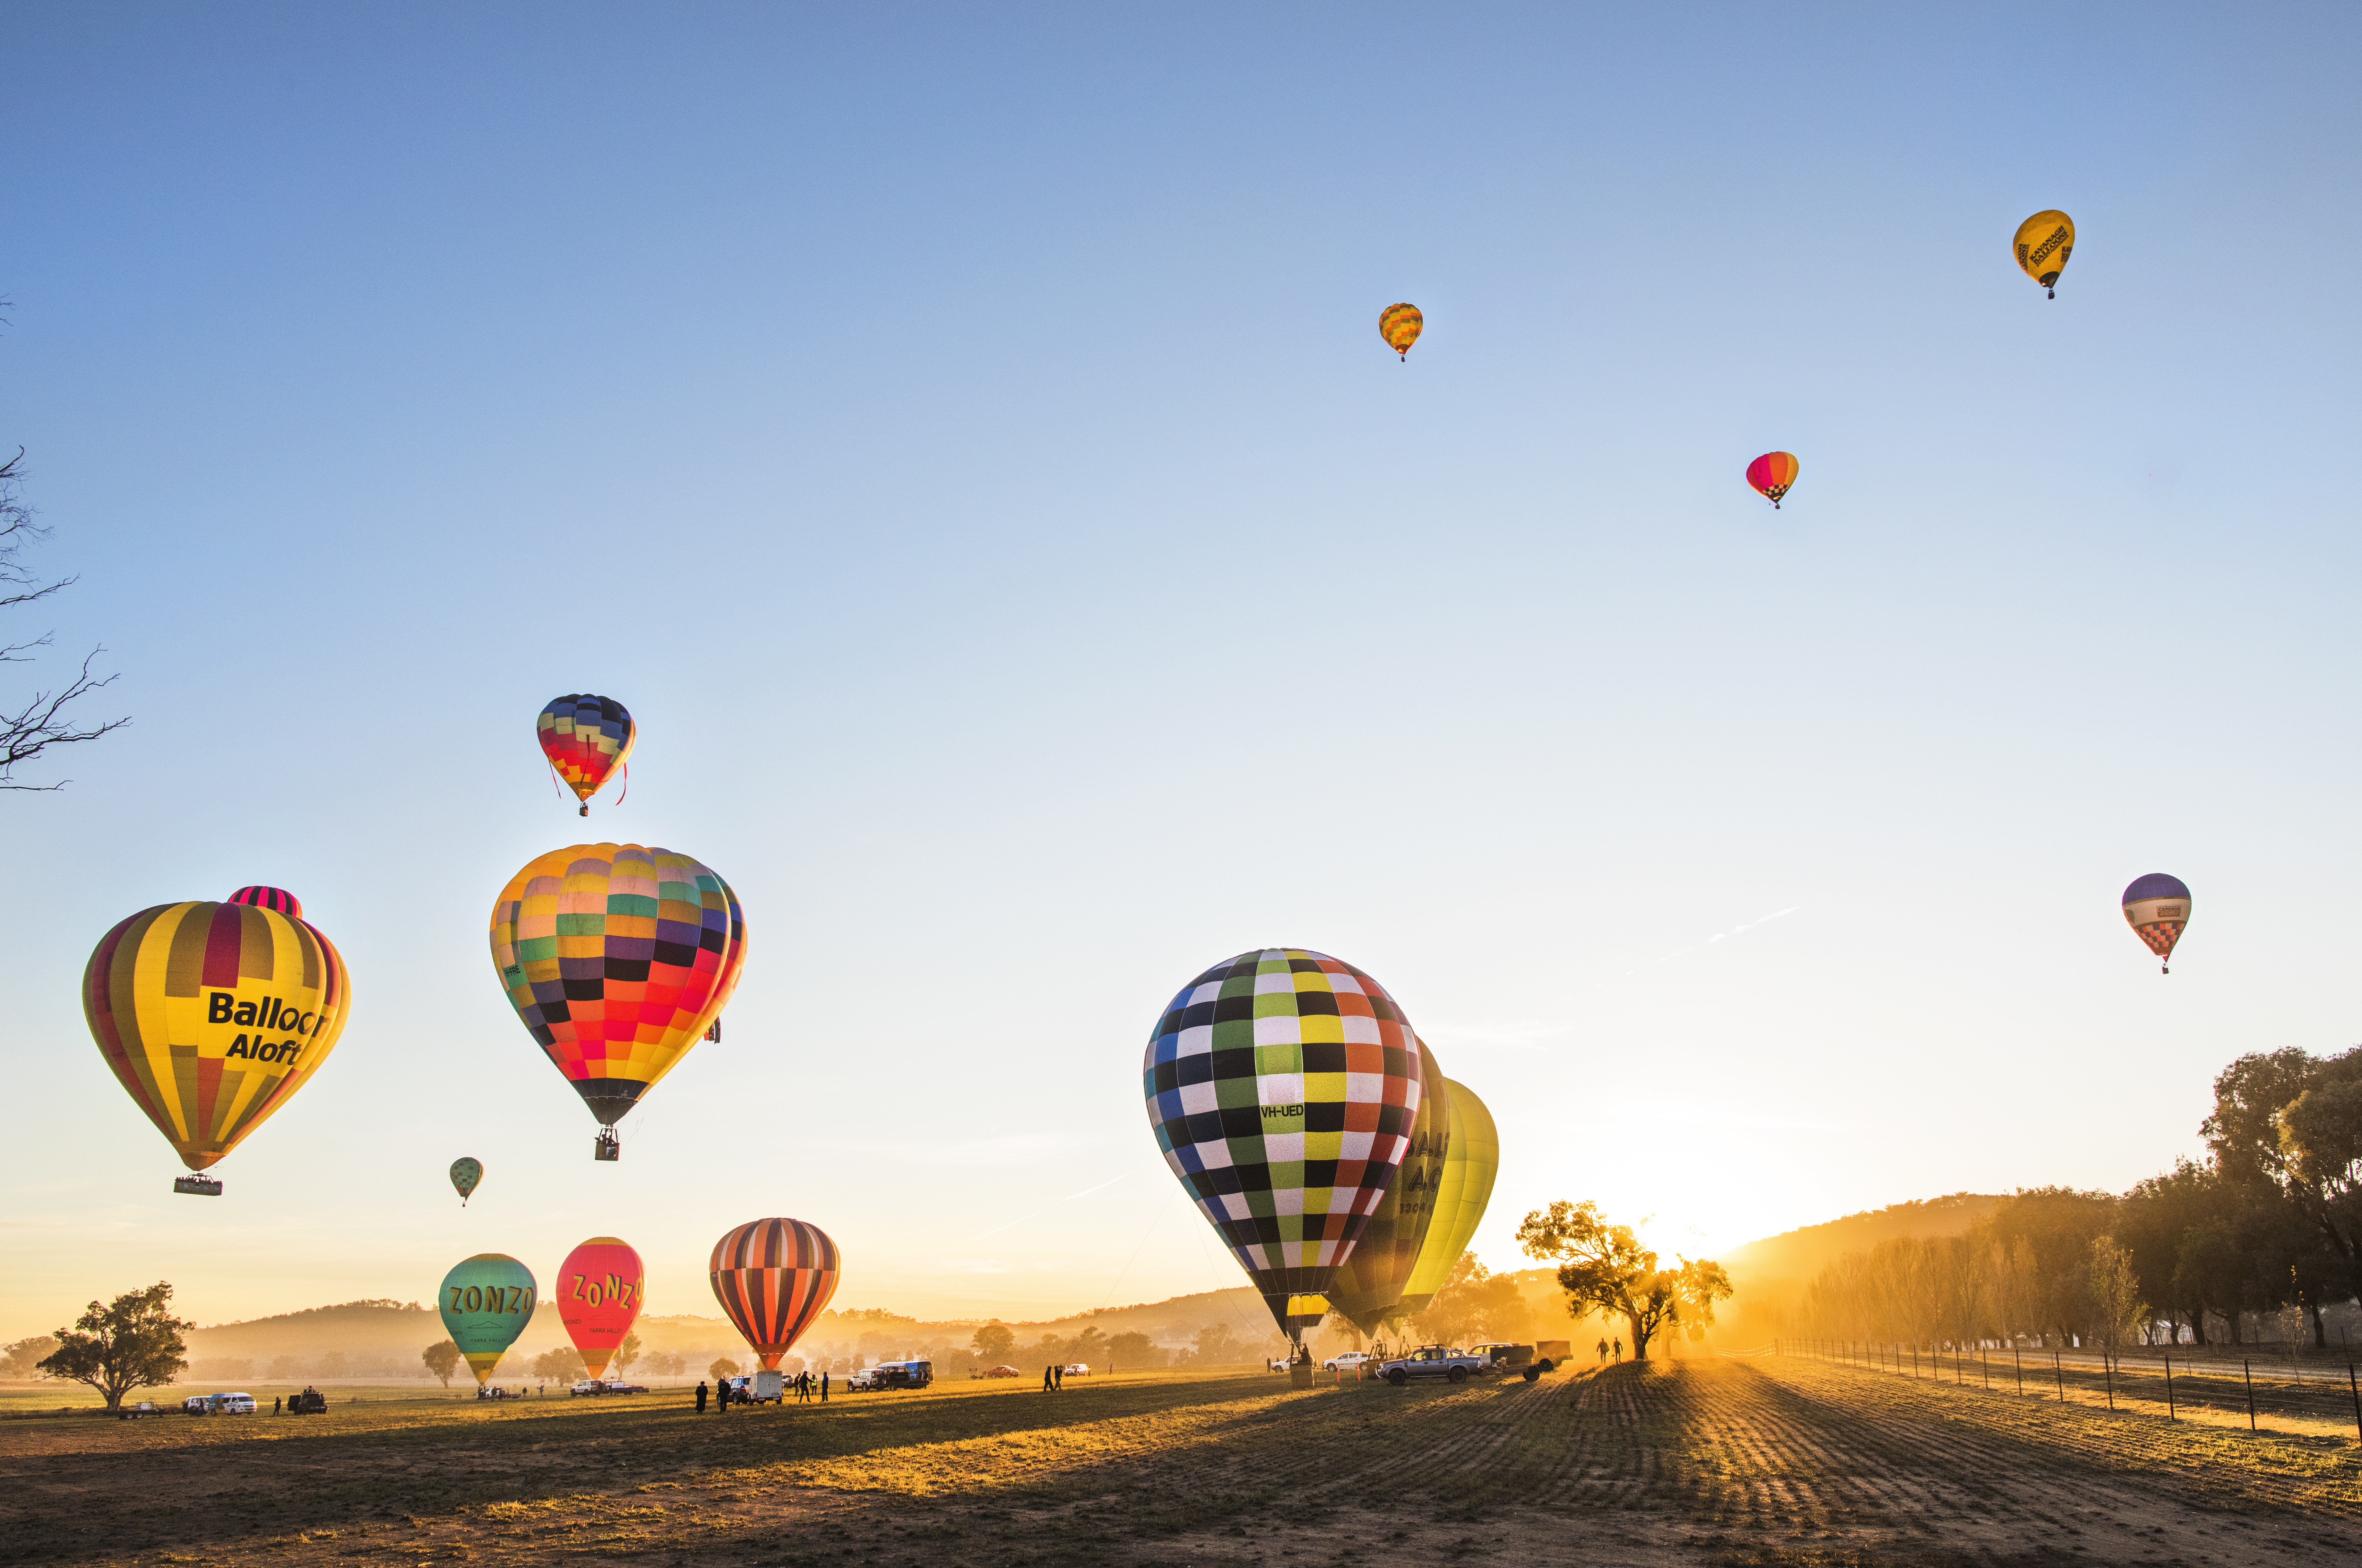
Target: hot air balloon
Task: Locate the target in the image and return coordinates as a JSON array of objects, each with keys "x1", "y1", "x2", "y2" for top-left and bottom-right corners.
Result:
[
  {"x1": 1379, "y1": 303, "x2": 1423, "y2": 361},
  {"x1": 83, "y1": 886, "x2": 352, "y2": 1195},
  {"x1": 558, "y1": 1237, "x2": 645, "y2": 1381},
  {"x1": 450, "y1": 1158, "x2": 482, "y2": 1206},
  {"x1": 1396, "y1": 1077, "x2": 1499, "y2": 1319},
  {"x1": 488, "y1": 843, "x2": 746, "y2": 1160},
  {"x1": 2013, "y1": 210, "x2": 2075, "y2": 299},
  {"x1": 1323, "y1": 1036, "x2": 1451, "y2": 1339},
  {"x1": 1746, "y1": 451, "x2": 1800, "y2": 509},
  {"x1": 538, "y1": 695, "x2": 636, "y2": 817},
  {"x1": 2122, "y1": 873, "x2": 2191, "y2": 974},
  {"x1": 439, "y1": 1254, "x2": 537, "y2": 1385},
  {"x1": 710, "y1": 1218, "x2": 840, "y2": 1369},
  {"x1": 1142, "y1": 947, "x2": 1425, "y2": 1344}
]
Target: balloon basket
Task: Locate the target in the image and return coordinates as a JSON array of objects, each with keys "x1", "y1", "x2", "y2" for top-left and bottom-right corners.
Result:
[
  {"x1": 173, "y1": 1175, "x2": 224, "y2": 1196},
  {"x1": 594, "y1": 1129, "x2": 621, "y2": 1162}
]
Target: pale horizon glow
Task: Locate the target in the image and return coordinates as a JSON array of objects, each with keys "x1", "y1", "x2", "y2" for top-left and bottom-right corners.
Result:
[{"x1": 5, "y1": 3, "x2": 2359, "y2": 1341}]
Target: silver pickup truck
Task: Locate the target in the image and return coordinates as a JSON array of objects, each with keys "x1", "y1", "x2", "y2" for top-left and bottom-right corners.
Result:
[{"x1": 1377, "y1": 1345, "x2": 1487, "y2": 1386}]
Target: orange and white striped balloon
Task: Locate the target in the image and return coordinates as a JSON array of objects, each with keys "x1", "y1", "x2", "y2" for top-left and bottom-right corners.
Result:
[{"x1": 709, "y1": 1218, "x2": 840, "y2": 1369}]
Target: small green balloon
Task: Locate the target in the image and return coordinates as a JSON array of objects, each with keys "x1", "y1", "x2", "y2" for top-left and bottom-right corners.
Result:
[
  {"x1": 438, "y1": 1254, "x2": 536, "y2": 1385},
  {"x1": 450, "y1": 1157, "x2": 483, "y2": 1205}
]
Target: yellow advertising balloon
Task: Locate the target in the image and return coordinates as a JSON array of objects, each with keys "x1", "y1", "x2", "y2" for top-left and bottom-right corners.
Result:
[
  {"x1": 1395, "y1": 1076, "x2": 1498, "y2": 1317},
  {"x1": 82, "y1": 888, "x2": 353, "y2": 1188},
  {"x1": 1378, "y1": 302, "x2": 1423, "y2": 360},
  {"x1": 2013, "y1": 210, "x2": 2075, "y2": 298}
]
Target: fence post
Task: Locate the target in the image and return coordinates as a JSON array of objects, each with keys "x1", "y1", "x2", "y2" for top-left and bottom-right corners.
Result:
[
  {"x1": 2103, "y1": 1350, "x2": 2115, "y2": 1411},
  {"x1": 2054, "y1": 1348, "x2": 2065, "y2": 1402},
  {"x1": 2165, "y1": 1352, "x2": 2175, "y2": 1420},
  {"x1": 2013, "y1": 1343, "x2": 2023, "y2": 1396},
  {"x1": 2348, "y1": 1362, "x2": 2360, "y2": 1443},
  {"x1": 2244, "y1": 1359, "x2": 2256, "y2": 1433},
  {"x1": 1980, "y1": 1347, "x2": 1988, "y2": 1390}
]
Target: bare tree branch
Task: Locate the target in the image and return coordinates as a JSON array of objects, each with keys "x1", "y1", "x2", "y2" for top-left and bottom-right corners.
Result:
[{"x1": 0, "y1": 443, "x2": 129, "y2": 790}]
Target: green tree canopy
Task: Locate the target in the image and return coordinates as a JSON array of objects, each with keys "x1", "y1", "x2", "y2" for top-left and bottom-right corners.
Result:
[
  {"x1": 39, "y1": 1282, "x2": 192, "y2": 1411},
  {"x1": 1516, "y1": 1201, "x2": 1733, "y2": 1360},
  {"x1": 970, "y1": 1321, "x2": 1016, "y2": 1361},
  {"x1": 420, "y1": 1340, "x2": 461, "y2": 1388}
]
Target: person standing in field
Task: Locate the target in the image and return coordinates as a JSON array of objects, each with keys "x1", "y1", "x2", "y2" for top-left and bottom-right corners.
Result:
[
  {"x1": 1597, "y1": 1339, "x2": 1608, "y2": 1364},
  {"x1": 1043, "y1": 1364, "x2": 1055, "y2": 1392},
  {"x1": 1613, "y1": 1338, "x2": 1623, "y2": 1361},
  {"x1": 821, "y1": 1370, "x2": 830, "y2": 1402},
  {"x1": 694, "y1": 1380, "x2": 708, "y2": 1413}
]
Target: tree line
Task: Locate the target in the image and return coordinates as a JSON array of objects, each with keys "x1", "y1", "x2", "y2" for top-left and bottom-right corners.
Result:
[{"x1": 1799, "y1": 1045, "x2": 2362, "y2": 1351}]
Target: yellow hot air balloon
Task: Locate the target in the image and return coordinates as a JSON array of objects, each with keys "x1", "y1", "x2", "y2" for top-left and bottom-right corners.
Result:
[
  {"x1": 82, "y1": 887, "x2": 352, "y2": 1192},
  {"x1": 1395, "y1": 1076, "x2": 1498, "y2": 1317},
  {"x1": 2013, "y1": 210, "x2": 2075, "y2": 298},
  {"x1": 1379, "y1": 302, "x2": 1423, "y2": 360}
]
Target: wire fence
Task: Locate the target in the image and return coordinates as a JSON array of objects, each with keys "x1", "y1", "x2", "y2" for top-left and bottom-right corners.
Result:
[{"x1": 1779, "y1": 1337, "x2": 2362, "y2": 1440}]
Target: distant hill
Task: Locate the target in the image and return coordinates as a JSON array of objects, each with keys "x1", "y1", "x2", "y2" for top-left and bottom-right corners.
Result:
[{"x1": 1718, "y1": 1194, "x2": 2003, "y2": 1285}]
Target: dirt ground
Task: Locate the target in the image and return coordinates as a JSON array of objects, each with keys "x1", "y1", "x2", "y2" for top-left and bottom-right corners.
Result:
[{"x1": 4, "y1": 1356, "x2": 2359, "y2": 1567}]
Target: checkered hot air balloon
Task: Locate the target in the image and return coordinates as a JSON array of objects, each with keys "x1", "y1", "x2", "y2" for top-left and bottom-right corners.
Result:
[
  {"x1": 488, "y1": 843, "x2": 746, "y2": 1157},
  {"x1": 1142, "y1": 948, "x2": 1424, "y2": 1344},
  {"x1": 710, "y1": 1219, "x2": 840, "y2": 1369},
  {"x1": 2122, "y1": 873, "x2": 2192, "y2": 974},
  {"x1": 1379, "y1": 302, "x2": 1423, "y2": 360},
  {"x1": 83, "y1": 887, "x2": 353, "y2": 1190},
  {"x1": 1746, "y1": 451, "x2": 1800, "y2": 508},
  {"x1": 538, "y1": 694, "x2": 636, "y2": 817}
]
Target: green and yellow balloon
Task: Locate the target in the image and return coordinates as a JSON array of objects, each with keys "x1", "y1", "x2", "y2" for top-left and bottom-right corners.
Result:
[
  {"x1": 438, "y1": 1254, "x2": 537, "y2": 1385},
  {"x1": 449, "y1": 1157, "x2": 482, "y2": 1206}
]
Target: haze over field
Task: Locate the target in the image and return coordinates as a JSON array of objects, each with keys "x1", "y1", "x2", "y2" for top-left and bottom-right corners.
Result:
[{"x1": 5, "y1": 4, "x2": 2361, "y2": 1341}]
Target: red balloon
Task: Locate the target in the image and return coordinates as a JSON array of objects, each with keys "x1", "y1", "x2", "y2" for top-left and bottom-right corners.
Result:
[
  {"x1": 709, "y1": 1218, "x2": 840, "y2": 1370},
  {"x1": 1746, "y1": 451, "x2": 1800, "y2": 508},
  {"x1": 556, "y1": 1236, "x2": 645, "y2": 1380}
]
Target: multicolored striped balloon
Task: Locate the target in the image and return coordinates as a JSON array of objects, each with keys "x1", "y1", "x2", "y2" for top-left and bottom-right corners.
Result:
[
  {"x1": 538, "y1": 694, "x2": 636, "y2": 816},
  {"x1": 2122, "y1": 872, "x2": 2192, "y2": 974},
  {"x1": 1143, "y1": 948, "x2": 1424, "y2": 1342},
  {"x1": 438, "y1": 1253, "x2": 537, "y2": 1385},
  {"x1": 488, "y1": 843, "x2": 747, "y2": 1139},
  {"x1": 83, "y1": 891, "x2": 352, "y2": 1180},
  {"x1": 1379, "y1": 302, "x2": 1423, "y2": 360},
  {"x1": 709, "y1": 1218, "x2": 840, "y2": 1370},
  {"x1": 558, "y1": 1236, "x2": 645, "y2": 1380},
  {"x1": 1746, "y1": 450, "x2": 1800, "y2": 508}
]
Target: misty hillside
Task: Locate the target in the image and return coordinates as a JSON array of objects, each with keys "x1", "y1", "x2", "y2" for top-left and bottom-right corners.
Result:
[{"x1": 1717, "y1": 1194, "x2": 2004, "y2": 1287}]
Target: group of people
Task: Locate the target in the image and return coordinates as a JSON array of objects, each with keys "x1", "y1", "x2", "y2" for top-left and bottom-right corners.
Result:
[
  {"x1": 1595, "y1": 1337, "x2": 1624, "y2": 1363},
  {"x1": 694, "y1": 1370, "x2": 828, "y2": 1412}
]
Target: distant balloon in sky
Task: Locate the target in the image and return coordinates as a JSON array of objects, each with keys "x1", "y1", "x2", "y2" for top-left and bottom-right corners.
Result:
[
  {"x1": 558, "y1": 1236, "x2": 645, "y2": 1381},
  {"x1": 1142, "y1": 947, "x2": 1425, "y2": 1344},
  {"x1": 2012, "y1": 210, "x2": 2075, "y2": 299},
  {"x1": 83, "y1": 887, "x2": 352, "y2": 1191},
  {"x1": 538, "y1": 694, "x2": 636, "y2": 817},
  {"x1": 2122, "y1": 873, "x2": 2192, "y2": 974},
  {"x1": 1379, "y1": 303, "x2": 1423, "y2": 360},
  {"x1": 1324, "y1": 1036, "x2": 1451, "y2": 1337},
  {"x1": 1746, "y1": 451, "x2": 1800, "y2": 509},
  {"x1": 1397, "y1": 1076, "x2": 1499, "y2": 1320},
  {"x1": 438, "y1": 1253, "x2": 537, "y2": 1385},
  {"x1": 450, "y1": 1157, "x2": 483, "y2": 1206},
  {"x1": 488, "y1": 843, "x2": 746, "y2": 1158},
  {"x1": 710, "y1": 1218, "x2": 840, "y2": 1370}
]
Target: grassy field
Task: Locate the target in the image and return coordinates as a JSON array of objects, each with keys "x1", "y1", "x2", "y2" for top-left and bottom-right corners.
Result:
[{"x1": 5, "y1": 1355, "x2": 2361, "y2": 1566}]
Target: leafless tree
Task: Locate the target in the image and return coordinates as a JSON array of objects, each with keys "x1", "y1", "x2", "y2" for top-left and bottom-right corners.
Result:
[{"x1": 2, "y1": 446, "x2": 127, "y2": 788}]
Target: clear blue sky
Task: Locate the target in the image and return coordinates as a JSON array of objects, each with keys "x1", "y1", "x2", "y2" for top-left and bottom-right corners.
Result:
[{"x1": 5, "y1": 3, "x2": 2358, "y2": 1340}]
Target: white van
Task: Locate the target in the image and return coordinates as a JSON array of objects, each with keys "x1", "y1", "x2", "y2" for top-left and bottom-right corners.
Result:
[{"x1": 212, "y1": 1392, "x2": 257, "y2": 1414}]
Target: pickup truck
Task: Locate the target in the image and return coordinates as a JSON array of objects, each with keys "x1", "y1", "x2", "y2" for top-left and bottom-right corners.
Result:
[{"x1": 1378, "y1": 1345, "x2": 1487, "y2": 1386}]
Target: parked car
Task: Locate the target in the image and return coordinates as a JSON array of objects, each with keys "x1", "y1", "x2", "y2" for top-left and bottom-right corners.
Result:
[
  {"x1": 288, "y1": 1387, "x2": 329, "y2": 1414},
  {"x1": 851, "y1": 1359, "x2": 933, "y2": 1391},
  {"x1": 118, "y1": 1401, "x2": 167, "y2": 1420},
  {"x1": 980, "y1": 1365, "x2": 1021, "y2": 1378},
  {"x1": 1322, "y1": 1351, "x2": 1378, "y2": 1374},
  {"x1": 721, "y1": 1373, "x2": 784, "y2": 1405},
  {"x1": 1061, "y1": 1363, "x2": 1089, "y2": 1378},
  {"x1": 182, "y1": 1392, "x2": 257, "y2": 1414},
  {"x1": 568, "y1": 1379, "x2": 648, "y2": 1396},
  {"x1": 183, "y1": 1395, "x2": 211, "y2": 1415},
  {"x1": 1466, "y1": 1343, "x2": 1558, "y2": 1381},
  {"x1": 1378, "y1": 1345, "x2": 1487, "y2": 1386}
]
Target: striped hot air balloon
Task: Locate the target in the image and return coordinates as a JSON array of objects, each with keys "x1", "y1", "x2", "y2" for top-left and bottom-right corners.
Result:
[
  {"x1": 83, "y1": 888, "x2": 353, "y2": 1190},
  {"x1": 1379, "y1": 303, "x2": 1423, "y2": 360},
  {"x1": 1746, "y1": 451, "x2": 1800, "y2": 508},
  {"x1": 538, "y1": 694, "x2": 636, "y2": 817},
  {"x1": 2122, "y1": 873, "x2": 2192, "y2": 974},
  {"x1": 709, "y1": 1219, "x2": 840, "y2": 1370}
]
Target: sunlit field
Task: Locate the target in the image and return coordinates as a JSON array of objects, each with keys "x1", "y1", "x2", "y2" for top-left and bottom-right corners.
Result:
[{"x1": 6, "y1": 1357, "x2": 2360, "y2": 1566}]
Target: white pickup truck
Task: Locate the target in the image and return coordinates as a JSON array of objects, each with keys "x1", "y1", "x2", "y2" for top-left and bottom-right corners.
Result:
[{"x1": 1377, "y1": 1345, "x2": 1487, "y2": 1386}]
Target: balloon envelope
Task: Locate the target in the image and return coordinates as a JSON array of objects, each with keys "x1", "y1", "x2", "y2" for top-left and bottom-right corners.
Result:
[
  {"x1": 538, "y1": 694, "x2": 636, "y2": 812},
  {"x1": 438, "y1": 1254, "x2": 538, "y2": 1385},
  {"x1": 710, "y1": 1218, "x2": 840, "y2": 1370},
  {"x1": 1397, "y1": 1077, "x2": 1499, "y2": 1317},
  {"x1": 1746, "y1": 451, "x2": 1800, "y2": 507},
  {"x1": 558, "y1": 1236, "x2": 645, "y2": 1380},
  {"x1": 2013, "y1": 210, "x2": 2075, "y2": 295},
  {"x1": 1379, "y1": 303, "x2": 1423, "y2": 359},
  {"x1": 1142, "y1": 947, "x2": 1425, "y2": 1341},
  {"x1": 83, "y1": 893, "x2": 352, "y2": 1175},
  {"x1": 1323, "y1": 1036, "x2": 1451, "y2": 1336},
  {"x1": 2122, "y1": 873, "x2": 2192, "y2": 970},
  {"x1": 449, "y1": 1157, "x2": 482, "y2": 1204},
  {"x1": 487, "y1": 843, "x2": 747, "y2": 1130}
]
